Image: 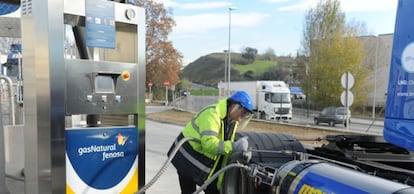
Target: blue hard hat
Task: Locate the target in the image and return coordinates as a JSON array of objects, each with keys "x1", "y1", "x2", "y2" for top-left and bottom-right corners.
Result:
[{"x1": 230, "y1": 91, "x2": 253, "y2": 112}]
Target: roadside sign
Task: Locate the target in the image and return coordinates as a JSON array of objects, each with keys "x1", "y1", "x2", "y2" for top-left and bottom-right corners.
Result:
[
  {"x1": 341, "y1": 90, "x2": 354, "y2": 106},
  {"x1": 341, "y1": 72, "x2": 355, "y2": 89},
  {"x1": 148, "y1": 81, "x2": 153, "y2": 88},
  {"x1": 163, "y1": 80, "x2": 170, "y2": 87}
]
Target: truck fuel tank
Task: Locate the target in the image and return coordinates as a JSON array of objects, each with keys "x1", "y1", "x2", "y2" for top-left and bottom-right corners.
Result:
[{"x1": 276, "y1": 160, "x2": 414, "y2": 194}]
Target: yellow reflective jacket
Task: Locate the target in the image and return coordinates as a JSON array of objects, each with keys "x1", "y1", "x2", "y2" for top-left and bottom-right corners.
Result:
[{"x1": 169, "y1": 98, "x2": 237, "y2": 188}]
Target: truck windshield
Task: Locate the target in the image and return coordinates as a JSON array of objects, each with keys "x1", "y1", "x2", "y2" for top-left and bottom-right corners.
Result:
[{"x1": 271, "y1": 93, "x2": 291, "y2": 103}]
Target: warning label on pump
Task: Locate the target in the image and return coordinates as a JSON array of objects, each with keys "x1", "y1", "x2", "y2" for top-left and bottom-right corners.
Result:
[{"x1": 66, "y1": 126, "x2": 138, "y2": 193}]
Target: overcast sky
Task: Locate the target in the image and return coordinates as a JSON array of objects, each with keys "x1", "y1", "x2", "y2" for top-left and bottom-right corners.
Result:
[
  {"x1": 2, "y1": 0, "x2": 397, "y2": 66},
  {"x1": 154, "y1": 0, "x2": 398, "y2": 66}
]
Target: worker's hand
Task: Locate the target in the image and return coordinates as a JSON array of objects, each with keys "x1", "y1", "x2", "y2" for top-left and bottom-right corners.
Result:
[
  {"x1": 230, "y1": 137, "x2": 249, "y2": 162},
  {"x1": 230, "y1": 150, "x2": 252, "y2": 163},
  {"x1": 232, "y1": 136, "x2": 249, "y2": 153},
  {"x1": 243, "y1": 151, "x2": 252, "y2": 163}
]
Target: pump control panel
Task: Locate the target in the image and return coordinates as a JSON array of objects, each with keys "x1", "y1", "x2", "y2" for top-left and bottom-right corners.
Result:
[{"x1": 65, "y1": 59, "x2": 138, "y2": 115}]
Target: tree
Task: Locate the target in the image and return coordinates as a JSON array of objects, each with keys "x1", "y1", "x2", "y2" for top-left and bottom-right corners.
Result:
[
  {"x1": 241, "y1": 47, "x2": 258, "y2": 64},
  {"x1": 262, "y1": 65, "x2": 291, "y2": 82},
  {"x1": 180, "y1": 77, "x2": 192, "y2": 89},
  {"x1": 135, "y1": 0, "x2": 182, "y2": 90},
  {"x1": 243, "y1": 70, "x2": 255, "y2": 80},
  {"x1": 262, "y1": 47, "x2": 276, "y2": 61},
  {"x1": 301, "y1": 0, "x2": 370, "y2": 109},
  {"x1": 293, "y1": 52, "x2": 307, "y2": 84}
]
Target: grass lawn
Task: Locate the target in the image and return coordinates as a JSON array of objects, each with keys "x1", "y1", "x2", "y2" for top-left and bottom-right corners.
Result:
[
  {"x1": 189, "y1": 89, "x2": 219, "y2": 96},
  {"x1": 233, "y1": 60, "x2": 277, "y2": 76}
]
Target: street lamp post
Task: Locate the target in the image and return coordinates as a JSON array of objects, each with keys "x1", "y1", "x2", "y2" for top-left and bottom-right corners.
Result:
[
  {"x1": 223, "y1": 49, "x2": 228, "y2": 96},
  {"x1": 372, "y1": 35, "x2": 379, "y2": 119},
  {"x1": 227, "y1": 7, "x2": 236, "y2": 97}
]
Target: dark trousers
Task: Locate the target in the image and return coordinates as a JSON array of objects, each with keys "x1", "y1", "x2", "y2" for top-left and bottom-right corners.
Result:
[{"x1": 178, "y1": 172, "x2": 220, "y2": 194}]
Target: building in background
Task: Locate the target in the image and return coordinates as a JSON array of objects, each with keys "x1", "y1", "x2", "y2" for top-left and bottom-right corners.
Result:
[{"x1": 360, "y1": 34, "x2": 393, "y2": 109}]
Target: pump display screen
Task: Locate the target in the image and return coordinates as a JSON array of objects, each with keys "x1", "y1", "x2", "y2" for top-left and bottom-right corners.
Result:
[{"x1": 95, "y1": 75, "x2": 114, "y2": 93}]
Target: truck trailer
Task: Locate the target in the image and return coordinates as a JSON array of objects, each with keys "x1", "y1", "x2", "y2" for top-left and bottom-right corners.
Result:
[{"x1": 219, "y1": 81, "x2": 292, "y2": 121}]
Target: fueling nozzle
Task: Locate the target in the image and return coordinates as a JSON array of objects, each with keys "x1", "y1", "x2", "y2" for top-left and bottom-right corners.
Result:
[
  {"x1": 229, "y1": 150, "x2": 252, "y2": 164},
  {"x1": 248, "y1": 164, "x2": 279, "y2": 187}
]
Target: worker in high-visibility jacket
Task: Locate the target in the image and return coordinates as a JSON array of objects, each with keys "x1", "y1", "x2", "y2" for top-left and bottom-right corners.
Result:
[{"x1": 168, "y1": 91, "x2": 254, "y2": 194}]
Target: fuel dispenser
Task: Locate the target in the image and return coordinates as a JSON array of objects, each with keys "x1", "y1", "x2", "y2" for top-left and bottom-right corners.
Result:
[{"x1": 21, "y1": 0, "x2": 145, "y2": 193}]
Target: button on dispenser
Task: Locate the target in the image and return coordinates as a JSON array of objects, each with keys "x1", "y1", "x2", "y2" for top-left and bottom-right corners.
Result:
[
  {"x1": 87, "y1": 95, "x2": 93, "y2": 102},
  {"x1": 121, "y1": 70, "x2": 131, "y2": 81},
  {"x1": 115, "y1": 95, "x2": 121, "y2": 103},
  {"x1": 101, "y1": 95, "x2": 107, "y2": 103}
]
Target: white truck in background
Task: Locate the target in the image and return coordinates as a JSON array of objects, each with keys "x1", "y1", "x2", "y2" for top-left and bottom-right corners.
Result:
[{"x1": 219, "y1": 81, "x2": 292, "y2": 120}]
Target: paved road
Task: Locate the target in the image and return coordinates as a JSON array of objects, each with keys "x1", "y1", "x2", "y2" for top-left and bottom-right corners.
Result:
[
  {"x1": 144, "y1": 119, "x2": 182, "y2": 194},
  {"x1": 291, "y1": 113, "x2": 383, "y2": 135}
]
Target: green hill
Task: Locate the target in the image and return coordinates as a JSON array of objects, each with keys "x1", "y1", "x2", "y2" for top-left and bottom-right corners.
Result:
[
  {"x1": 180, "y1": 53, "x2": 303, "y2": 87},
  {"x1": 180, "y1": 53, "x2": 224, "y2": 87}
]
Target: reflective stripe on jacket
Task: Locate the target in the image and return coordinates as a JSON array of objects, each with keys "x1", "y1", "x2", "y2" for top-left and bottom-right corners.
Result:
[{"x1": 169, "y1": 98, "x2": 237, "y2": 188}]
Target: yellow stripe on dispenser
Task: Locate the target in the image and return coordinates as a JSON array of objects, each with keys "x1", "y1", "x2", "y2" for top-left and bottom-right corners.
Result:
[
  {"x1": 66, "y1": 184, "x2": 75, "y2": 194},
  {"x1": 121, "y1": 169, "x2": 138, "y2": 194}
]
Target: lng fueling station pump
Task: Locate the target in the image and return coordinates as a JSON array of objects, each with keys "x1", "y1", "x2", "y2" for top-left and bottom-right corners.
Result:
[
  {"x1": 6, "y1": 0, "x2": 414, "y2": 194},
  {"x1": 18, "y1": 0, "x2": 145, "y2": 193}
]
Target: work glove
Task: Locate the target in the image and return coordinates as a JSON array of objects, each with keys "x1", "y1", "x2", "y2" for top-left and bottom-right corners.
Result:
[
  {"x1": 230, "y1": 137, "x2": 250, "y2": 163},
  {"x1": 232, "y1": 136, "x2": 249, "y2": 153}
]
